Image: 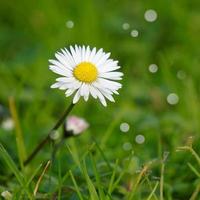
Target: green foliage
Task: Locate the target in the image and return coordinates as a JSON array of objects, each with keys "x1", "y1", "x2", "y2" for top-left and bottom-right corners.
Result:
[{"x1": 0, "y1": 0, "x2": 200, "y2": 199}]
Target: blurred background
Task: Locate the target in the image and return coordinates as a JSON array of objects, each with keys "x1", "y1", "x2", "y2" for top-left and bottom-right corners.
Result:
[{"x1": 0, "y1": 0, "x2": 200, "y2": 199}]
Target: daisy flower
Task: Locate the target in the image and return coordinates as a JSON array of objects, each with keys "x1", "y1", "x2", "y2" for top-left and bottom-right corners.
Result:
[{"x1": 49, "y1": 45, "x2": 123, "y2": 106}]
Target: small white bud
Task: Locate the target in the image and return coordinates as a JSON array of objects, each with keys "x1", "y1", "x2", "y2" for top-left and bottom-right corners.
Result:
[
  {"x1": 65, "y1": 116, "x2": 89, "y2": 135},
  {"x1": 1, "y1": 191, "x2": 12, "y2": 200}
]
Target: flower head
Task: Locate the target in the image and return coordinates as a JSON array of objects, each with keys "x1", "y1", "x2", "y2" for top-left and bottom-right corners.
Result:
[
  {"x1": 49, "y1": 45, "x2": 123, "y2": 106},
  {"x1": 65, "y1": 115, "x2": 89, "y2": 135}
]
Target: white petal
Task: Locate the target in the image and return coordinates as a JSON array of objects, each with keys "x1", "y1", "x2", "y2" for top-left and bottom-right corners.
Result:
[
  {"x1": 50, "y1": 82, "x2": 63, "y2": 88},
  {"x1": 92, "y1": 87, "x2": 107, "y2": 106},
  {"x1": 96, "y1": 87, "x2": 113, "y2": 95},
  {"x1": 49, "y1": 65, "x2": 72, "y2": 77},
  {"x1": 80, "y1": 83, "x2": 86, "y2": 96},
  {"x1": 74, "y1": 45, "x2": 82, "y2": 64},
  {"x1": 84, "y1": 85, "x2": 90, "y2": 101},
  {"x1": 59, "y1": 84, "x2": 69, "y2": 90},
  {"x1": 88, "y1": 85, "x2": 98, "y2": 99},
  {"x1": 93, "y1": 78, "x2": 122, "y2": 91},
  {"x1": 61, "y1": 81, "x2": 82, "y2": 90},
  {"x1": 79, "y1": 83, "x2": 89, "y2": 101},
  {"x1": 96, "y1": 52, "x2": 111, "y2": 67},
  {"x1": 54, "y1": 53, "x2": 73, "y2": 71},
  {"x1": 49, "y1": 59, "x2": 69, "y2": 72},
  {"x1": 56, "y1": 77, "x2": 75, "y2": 83},
  {"x1": 49, "y1": 65, "x2": 72, "y2": 76},
  {"x1": 81, "y1": 45, "x2": 86, "y2": 62},
  {"x1": 99, "y1": 60, "x2": 120, "y2": 73},
  {"x1": 98, "y1": 78, "x2": 122, "y2": 89},
  {"x1": 62, "y1": 48, "x2": 77, "y2": 69},
  {"x1": 65, "y1": 88, "x2": 76, "y2": 97},
  {"x1": 113, "y1": 90, "x2": 119, "y2": 95},
  {"x1": 99, "y1": 72, "x2": 123, "y2": 80},
  {"x1": 99, "y1": 89, "x2": 115, "y2": 102},
  {"x1": 91, "y1": 48, "x2": 103, "y2": 64},
  {"x1": 80, "y1": 83, "x2": 89, "y2": 101},
  {"x1": 90, "y1": 86, "x2": 107, "y2": 106},
  {"x1": 73, "y1": 89, "x2": 81, "y2": 104},
  {"x1": 70, "y1": 46, "x2": 79, "y2": 64},
  {"x1": 84, "y1": 46, "x2": 91, "y2": 61},
  {"x1": 88, "y1": 47, "x2": 96, "y2": 61}
]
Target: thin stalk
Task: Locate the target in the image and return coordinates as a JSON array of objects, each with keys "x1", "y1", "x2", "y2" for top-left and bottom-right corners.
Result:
[
  {"x1": 160, "y1": 152, "x2": 169, "y2": 200},
  {"x1": 160, "y1": 161, "x2": 164, "y2": 200},
  {"x1": 33, "y1": 160, "x2": 51, "y2": 196},
  {"x1": 128, "y1": 164, "x2": 149, "y2": 200},
  {"x1": 24, "y1": 102, "x2": 75, "y2": 166},
  {"x1": 147, "y1": 181, "x2": 159, "y2": 200},
  {"x1": 189, "y1": 183, "x2": 200, "y2": 200},
  {"x1": 177, "y1": 146, "x2": 200, "y2": 166},
  {"x1": 9, "y1": 97, "x2": 27, "y2": 171}
]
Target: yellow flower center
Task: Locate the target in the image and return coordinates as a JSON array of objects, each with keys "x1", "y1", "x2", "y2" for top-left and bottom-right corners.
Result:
[{"x1": 73, "y1": 62, "x2": 98, "y2": 83}]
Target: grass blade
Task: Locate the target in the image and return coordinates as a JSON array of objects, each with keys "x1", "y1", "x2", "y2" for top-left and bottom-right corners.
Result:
[
  {"x1": 0, "y1": 143, "x2": 24, "y2": 186},
  {"x1": 33, "y1": 160, "x2": 51, "y2": 196},
  {"x1": 9, "y1": 97, "x2": 27, "y2": 170},
  {"x1": 108, "y1": 159, "x2": 119, "y2": 195},
  {"x1": 187, "y1": 162, "x2": 200, "y2": 178},
  {"x1": 26, "y1": 163, "x2": 43, "y2": 187},
  {"x1": 127, "y1": 163, "x2": 149, "y2": 200},
  {"x1": 69, "y1": 170, "x2": 84, "y2": 200},
  {"x1": 147, "y1": 181, "x2": 159, "y2": 200},
  {"x1": 90, "y1": 152, "x2": 106, "y2": 199},
  {"x1": 82, "y1": 159, "x2": 99, "y2": 200}
]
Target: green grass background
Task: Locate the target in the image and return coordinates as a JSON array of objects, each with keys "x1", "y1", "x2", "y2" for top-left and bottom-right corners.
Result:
[{"x1": 0, "y1": 0, "x2": 200, "y2": 199}]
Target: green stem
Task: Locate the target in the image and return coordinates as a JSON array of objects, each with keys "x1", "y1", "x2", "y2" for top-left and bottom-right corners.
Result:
[{"x1": 24, "y1": 102, "x2": 75, "y2": 166}]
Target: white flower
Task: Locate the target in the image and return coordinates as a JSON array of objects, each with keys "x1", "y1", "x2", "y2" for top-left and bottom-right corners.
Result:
[
  {"x1": 49, "y1": 45, "x2": 123, "y2": 106},
  {"x1": 66, "y1": 116, "x2": 89, "y2": 135}
]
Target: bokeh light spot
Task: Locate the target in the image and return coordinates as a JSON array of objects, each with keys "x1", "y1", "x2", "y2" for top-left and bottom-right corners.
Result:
[
  {"x1": 149, "y1": 64, "x2": 158, "y2": 73},
  {"x1": 130, "y1": 29, "x2": 139, "y2": 37},
  {"x1": 135, "y1": 135, "x2": 145, "y2": 144},
  {"x1": 122, "y1": 23, "x2": 130, "y2": 30},
  {"x1": 144, "y1": 9, "x2": 158, "y2": 22},
  {"x1": 120, "y1": 122, "x2": 130, "y2": 132},
  {"x1": 122, "y1": 142, "x2": 132, "y2": 151},
  {"x1": 167, "y1": 93, "x2": 179, "y2": 105},
  {"x1": 177, "y1": 70, "x2": 186, "y2": 80},
  {"x1": 66, "y1": 20, "x2": 74, "y2": 29}
]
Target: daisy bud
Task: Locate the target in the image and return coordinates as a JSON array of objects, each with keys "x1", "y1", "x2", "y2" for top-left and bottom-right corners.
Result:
[
  {"x1": 1, "y1": 191, "x2": 12, "y2": 200},
  {"x1": 65, "y1": 116, "x2": 89, "y2": 136}
]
